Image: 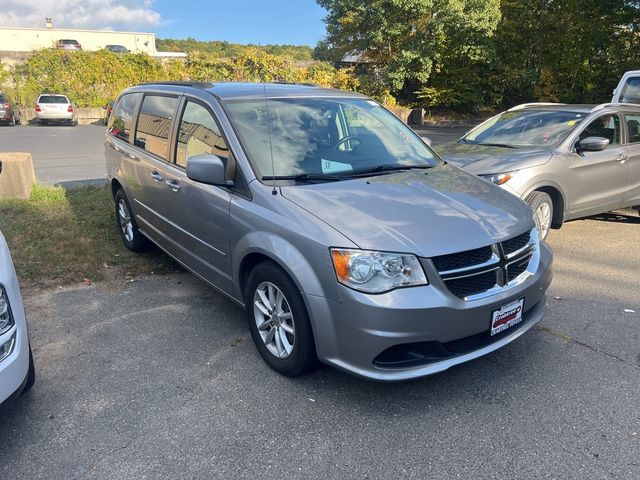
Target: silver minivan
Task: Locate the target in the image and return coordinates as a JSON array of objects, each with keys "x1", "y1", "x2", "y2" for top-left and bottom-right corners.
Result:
[{"x1": 105, "y1": 82, "x2": 552, "y2": 381}]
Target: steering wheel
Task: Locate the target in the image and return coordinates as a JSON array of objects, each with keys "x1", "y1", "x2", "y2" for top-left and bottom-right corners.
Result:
[{"x1": 333, "y1": 136, "x2": 362, "y2": 150}]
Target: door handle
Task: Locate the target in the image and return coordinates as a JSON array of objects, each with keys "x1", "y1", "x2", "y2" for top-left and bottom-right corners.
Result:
[
  {"x1": 165, "y1": 179, "x2": 181, "y2": 192},
  {"x1": 150, "y1": 171, "x2": 164, "y2": 182},
  {"x1": 617, "y1": 153, "x2": 629, "y2": 163}
]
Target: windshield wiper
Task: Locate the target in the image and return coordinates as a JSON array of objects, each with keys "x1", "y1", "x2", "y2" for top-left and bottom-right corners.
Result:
[
  {"x1": 461, "y1": 140, "x2": 517, "y2": 149},
  {"x1": 261, "y1": 173, "x2": 343, "y2": 183},
  {"x1": 343, "y1": 164, "x2": 434, "y2": 177}
]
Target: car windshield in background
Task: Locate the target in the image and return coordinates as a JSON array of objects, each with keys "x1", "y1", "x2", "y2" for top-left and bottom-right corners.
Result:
[
  {"x1": 39, "y1": 96, "x2": 68, "y2": 104},
  {"x1": 464, "y1": 110, "x2": 586, "y2": 148},
  {"x1": 620, "y1": 77, "x2": 640, "y2": 103},
  {"x1": 224, "y1": 97, "x2": 441, "y2": 179}
]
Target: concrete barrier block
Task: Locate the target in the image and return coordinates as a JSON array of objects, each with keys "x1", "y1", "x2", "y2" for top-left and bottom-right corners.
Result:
[{"x1": 0, "y1": 152, "x2": 36, "y2": 199}]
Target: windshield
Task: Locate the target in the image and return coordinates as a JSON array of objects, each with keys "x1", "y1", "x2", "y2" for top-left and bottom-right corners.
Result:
[
  {"x1": 224, "y1": 97, "x2": 440, "y2": 179},
  {"x1": 464, "y1": 109, "x2": 586, "y2": 147}
]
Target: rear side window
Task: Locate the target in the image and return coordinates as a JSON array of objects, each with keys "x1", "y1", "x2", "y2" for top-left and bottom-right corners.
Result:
[
  {"x1": 175, "y1": 101, "x2": 229, "y2": 168},
  {"x1": 134, "y1": 95, "x2": 178, "y2": 161},
  {"x1": 38, "y1": 95, "x2": 69, "y2": 104},
  {"x1": 620, "y1": 78, "x2": 640, "y2": 103},
  {"x1": 625, "y1": 113, "x2": 640, "y2": 144},
  {"x1": 108, "y1": 92, "x2": 142, "y2": 143}
]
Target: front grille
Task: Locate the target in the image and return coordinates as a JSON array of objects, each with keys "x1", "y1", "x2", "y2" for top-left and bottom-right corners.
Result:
[
  {"x1": 506, "y1": 257, "x2": 529, "y2": 283},
  {"x1": 430, "y1": 229, "x2": 536, "y2": 300},
  {"x1": 445, "y1": 270, "x2": 498, "y2": 298},
  {"x1": 431, "y1": 246, "x2": 493, "y2": 272},
  {"x1": 502, "y1": 231, "x2": 531, "y2": 256}
]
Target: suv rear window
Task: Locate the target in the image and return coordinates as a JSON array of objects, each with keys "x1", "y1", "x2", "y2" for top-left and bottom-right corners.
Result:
[
  {"x1": 108, "y1": 92, "x2": 142, "y2": 143},
  {"x1": 59, "y1": 39, "x2": 79, "y2": 45},
  {"x1": 38, "y1": 95, "x2": 69, "y2": 104}
]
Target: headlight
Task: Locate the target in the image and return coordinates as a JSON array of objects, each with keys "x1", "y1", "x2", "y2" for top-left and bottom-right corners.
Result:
[
  {"x1": 330, "y1": 249, "x2": 428, "y2": 293},
  {"x1": 481, "y1": 172, "x2": 516, "y2": 185},
  {"x1": 0, "y1": 285, "x2": 14, "y2": 336}
]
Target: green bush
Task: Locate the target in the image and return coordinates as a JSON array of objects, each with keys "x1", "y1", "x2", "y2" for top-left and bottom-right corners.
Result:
[{"x1": 4, "y1": 48, "x2": 378, "y2": 108}]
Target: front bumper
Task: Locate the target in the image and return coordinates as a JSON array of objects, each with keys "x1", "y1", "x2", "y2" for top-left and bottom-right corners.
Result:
[{"x1": 306, "y1": 242, "x2": 553, "y2": 381}]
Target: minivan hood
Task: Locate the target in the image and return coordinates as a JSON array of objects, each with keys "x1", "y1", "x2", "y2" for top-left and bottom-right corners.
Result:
[
  {"x1": 435, "y1": 142, "x2": 552, "y2": 174},
  {"x1": 281, "y1": 164, "x2": 534, "y2": 257}
]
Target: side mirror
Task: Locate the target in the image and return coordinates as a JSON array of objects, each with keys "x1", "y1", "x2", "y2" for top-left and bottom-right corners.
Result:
[
  {"x1": 186, "y1": 154, "x2": 231, "y2": 186},
  {"x1": 420, "y1": 136, "x2": 432, "y2": 147},
  {"x1": 577, "y1": 136, "x2": 609, "y2": 152}
]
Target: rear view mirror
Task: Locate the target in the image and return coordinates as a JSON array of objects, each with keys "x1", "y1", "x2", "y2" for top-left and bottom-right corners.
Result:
[
  {"x1": 186, "y1": 154, "x2": 231, "y2": 186},
  {"x1": 577, "y1": 136, "x2": 609, "y2": 152}
]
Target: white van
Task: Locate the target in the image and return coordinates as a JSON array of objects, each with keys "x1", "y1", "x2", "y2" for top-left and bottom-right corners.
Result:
[
  {"x1": 0, "y1": 230, "x2": 35, "y2": 406},
  {"x1": 612, "y1": 70, "x2": 640, "y2": 103}
]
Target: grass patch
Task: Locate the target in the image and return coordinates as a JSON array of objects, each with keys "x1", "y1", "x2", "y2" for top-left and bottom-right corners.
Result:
[{"x1": 0, "y1": 185, "x2": 177, "y2": 287}]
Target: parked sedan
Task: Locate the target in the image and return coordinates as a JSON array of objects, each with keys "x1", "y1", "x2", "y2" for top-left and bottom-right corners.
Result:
[
  {"x1": 35, "y1": 94, "x2": 77, "y2": 126},
  {"x1": 0, "y1": 92, "x2": 21, "y2": 126},
  {"x1": 56, "y1": 39, "x2": 82, "y2": 50},
  {"x1": 105, "y1": 44, "x2": 129, "y2": 54},
  {"x1": 0, "y1": 229, "x2": 35, "y2": 406},
  {"x1": 435, "y1": 103, "x2": 640, "y2": 239},
  {"x1": 106, "y1": 82, "x2": 552, "y2": 381}
]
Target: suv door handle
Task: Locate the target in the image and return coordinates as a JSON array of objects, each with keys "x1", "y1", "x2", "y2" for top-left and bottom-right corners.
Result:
[
  {"x1": 150, "y1": 171, "x2": 164, "y2": 182},
  {"x1": 165, "y1": 179, "x2": 181, "y2": 192}
]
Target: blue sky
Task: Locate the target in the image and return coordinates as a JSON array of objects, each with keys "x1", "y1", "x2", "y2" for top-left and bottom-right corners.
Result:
[
  {"x1": 1, "y1": 1, "x2": 328, "y2": 47},
  {"x1": 154, "y1": 0, "x2": 327, "y2": 45}
]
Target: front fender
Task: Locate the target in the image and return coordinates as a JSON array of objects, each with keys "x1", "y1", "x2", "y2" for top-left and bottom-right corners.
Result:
[{"x1": 232, "y1": 231, "x2": 341, "y2": 304}]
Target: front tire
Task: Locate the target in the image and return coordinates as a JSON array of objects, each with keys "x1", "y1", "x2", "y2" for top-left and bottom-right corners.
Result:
[
  {"x1": 527, "y1": 191, "x2": 554, "y2": 240},
  {"x1": 114, "y1": 188, "x2": 151, "y2": 252},
  {"x1": 245, "y1": 262, "x2": 317, "y2": 377}
]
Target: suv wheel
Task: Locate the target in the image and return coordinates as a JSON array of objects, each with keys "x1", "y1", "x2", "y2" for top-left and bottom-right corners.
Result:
[
  {"x1": 527, "y1": 191, "x2": 553, "y2": 240},
  {"x1": 114, "y1": 188, "x2": 151, "y2": 252},
  {"x1": 245, "y1": 262, "x2": 317, "y2": 376}
]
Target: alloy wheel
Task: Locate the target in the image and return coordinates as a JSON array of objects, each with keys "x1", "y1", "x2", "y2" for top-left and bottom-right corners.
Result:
[
  {"x1": 535, "y1": 202, "x2": 551, "y2": 239},
  {"x1": 117, "y1": 199, "x2": 134, "y2": 242},
  {"x1": 253, "y1": 281, "x2": 295, "y2": 359}
]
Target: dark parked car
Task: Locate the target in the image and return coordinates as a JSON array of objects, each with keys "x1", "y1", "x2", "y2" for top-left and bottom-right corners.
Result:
[
  {"x1": 436, "y1": 103, "x2": 640, "y2": 239},
  {"x1": 105, "y1": 45, "x2": 129, "y2": 54},
  {"x1": 0, "y1": 93, "x2": 21, "y2": 126},
  {"x1": 105, "y1": 82, "x2": 552, "y2": 381}
]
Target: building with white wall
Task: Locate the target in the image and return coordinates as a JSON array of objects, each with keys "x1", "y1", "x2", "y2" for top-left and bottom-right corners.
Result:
[{"x1": 0, "y1": 26, "x2": 157, "y2": 54}]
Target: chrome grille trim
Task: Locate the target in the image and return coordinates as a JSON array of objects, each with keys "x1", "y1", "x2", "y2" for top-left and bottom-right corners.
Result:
[{"x1": 430, "y1": 228, "x2": 540, "y2": 300}]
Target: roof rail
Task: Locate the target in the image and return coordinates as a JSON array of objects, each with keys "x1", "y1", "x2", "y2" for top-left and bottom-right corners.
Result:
[
  {"x1": 139, "y1": 81, "x2": 214, "y2": 89},
  {"x1": 591, "y1": 102, "x2": 640, "y2": 112},
  {"x1": 507, "y1": 102, "x2": 566, "y2": 112}
]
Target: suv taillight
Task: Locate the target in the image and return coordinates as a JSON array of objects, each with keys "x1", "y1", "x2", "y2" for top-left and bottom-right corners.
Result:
[
  {"x1": 35, "y1": 104, "x2": 41, "y2": 112},
  {"x1": 2, "y1": 103, "x2": 9, "y2": 109},
  {"x1": 67, "y1": 105, "x2": 73, "y2": 112}
]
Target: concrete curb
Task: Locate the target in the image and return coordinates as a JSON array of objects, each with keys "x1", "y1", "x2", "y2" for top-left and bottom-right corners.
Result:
[{"x1": 0, "y1": 152, "x2": 36, "y2": 199}]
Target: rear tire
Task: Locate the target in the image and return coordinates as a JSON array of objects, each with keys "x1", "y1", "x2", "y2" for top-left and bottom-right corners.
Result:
[
  {"x1": 114, "y1": 188, "x2": 151, "y2": 252},
  {"x1": 527, "y1": 191, "x2": 554, "y2": 240},
  {"x1": 245, "y1": 261, "x2": 317, "y2": 377}
]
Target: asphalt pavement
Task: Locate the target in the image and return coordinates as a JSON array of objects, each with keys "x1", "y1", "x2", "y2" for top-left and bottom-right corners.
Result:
[
  {"x1": 0, "y1": 214, "x2": 638, "y2": 479},
  {"x1": 0, "y1": 124, "x2": 468, "y2": 185},
  {"x1": 0, "y1": 124, "x2": 107, "y2": 186}
]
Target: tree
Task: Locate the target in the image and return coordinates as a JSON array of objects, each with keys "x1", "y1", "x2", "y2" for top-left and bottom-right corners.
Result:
[{"x1": 316, "y1": 0, "x2": 501, "y2": 91}]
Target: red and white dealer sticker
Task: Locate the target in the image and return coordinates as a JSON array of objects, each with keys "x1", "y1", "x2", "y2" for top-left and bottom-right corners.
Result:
[{"x1": 490, "y1": 298, "x2": 525, "y2": 336}]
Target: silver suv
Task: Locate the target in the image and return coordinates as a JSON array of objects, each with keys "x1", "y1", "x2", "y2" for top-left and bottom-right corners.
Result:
[
  {"x1": 436, "y1": 103, "x2": 640, "y2": 239},
  {"x1": 105, "y1": 82, "x2": 552, "y2": 381}
]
